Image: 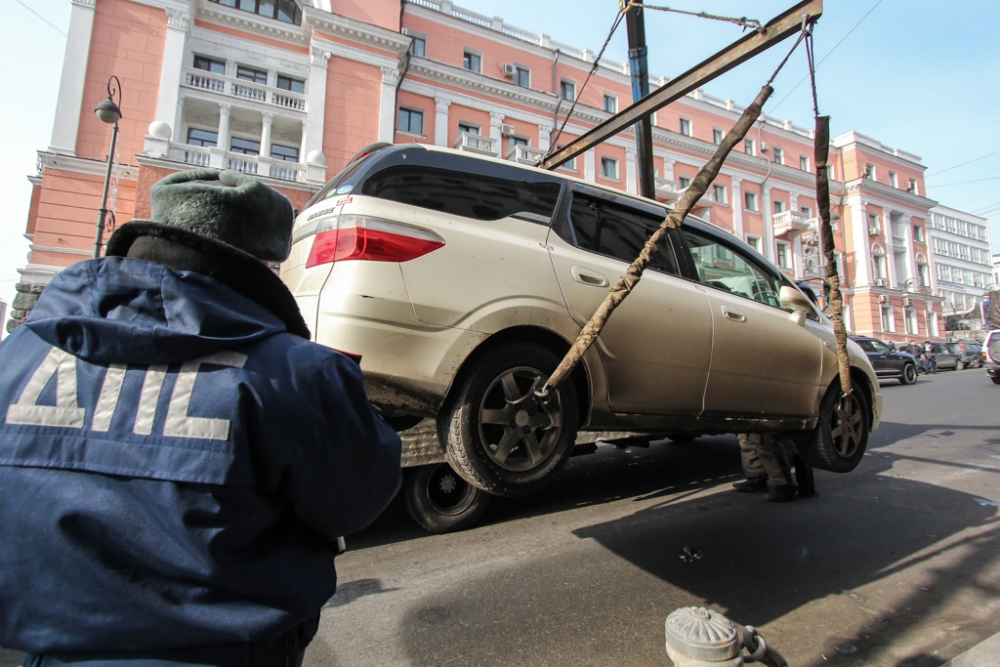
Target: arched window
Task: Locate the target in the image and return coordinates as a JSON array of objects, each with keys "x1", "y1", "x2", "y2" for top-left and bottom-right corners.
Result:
[
  {"x1": 209, "y1": 0, "x2": 303, "y2": 25},
  {"x1": 915, "y1": 253, "x2": 930, "y2": 288},
  {"x1": 871, "y1": 243, "x2": 886, "y2": 281}
]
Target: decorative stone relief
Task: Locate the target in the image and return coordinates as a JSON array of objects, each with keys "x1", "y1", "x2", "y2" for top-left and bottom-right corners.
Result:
[
  {"x1": 71, "y1": 0, "x2": 96, "y2": 8},
  {"x1": 165, "y1": 8, "x2": 190, "y2": 31},
  {"x1": 310, "y1": 48, "x2": 331, "y2": 67},
  {"x1": 490, "y1": 111, "x2": 505, "y2": 126},
  {"x1": 381, "y1": 66, "x2": 401, "y2": 86}
]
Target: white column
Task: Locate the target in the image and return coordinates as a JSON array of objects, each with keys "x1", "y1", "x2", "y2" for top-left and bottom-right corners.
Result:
[
  {"x1": 538, "y1": 125, "x2": 551, "y2": 152},
  {"x1": 625, "y1": 147, "x2": 637, "y2": 195},
  {"x1": 303, "y1": 47, "x2": 330, "y2": 160},
  {"x1": 762, "y1": 184, "x2": 774, "y2": 262},
  {"x1": 433, "y1": 98, "x2": 451, "y2": 147},
  {"x1": 260, "y1": 112, "x2": 273, "y2": 157},
  {"x1": 489, "y1": 112, "x2": 505, "y2": 158},
  {"x1": 792, "y1": 235, "x2": 803, "y2": 279},
  {"x1": 849, "y1": 196, "x2": 872, "y2": 286},
  {"x1": 661, "y1": 156, "x2": 676, "y2": 184},
  {"x1": 50, "y1": 0, "x2": 97, "y2": 154},
  {"x1": 884, "y1": 209, "x2": 898, "y2": 288},
  {"x1": 154, "y1": 8, "x2": 190, "y2": 138},
  {"x1": 210, "y1": 103, "x2": 231, "y2": 169},
  {"x1": 731, "y1": 177, "x2": 743, "y2": 239},
  {"x1": 789, "y1": 192, "x2": 799, "y2": 213},
  {"x1": 379, "y1": 66, "x2": 400, "y2": 143},
  {"x1": 584, "y1": 149, "x2": 596, "y2": 182},
  {"x1": 901, "y1": 214, "x2": 915, "y2": 284}
]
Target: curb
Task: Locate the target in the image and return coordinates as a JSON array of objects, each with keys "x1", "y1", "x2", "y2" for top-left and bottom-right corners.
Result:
[{"x1": 941, "y1": 630, "x2": 1000, "y2": 667}]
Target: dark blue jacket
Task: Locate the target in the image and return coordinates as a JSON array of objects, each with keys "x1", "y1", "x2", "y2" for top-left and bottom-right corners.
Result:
[{"x1": 0, "y1": 258, "x2": 402, "y2": 656}]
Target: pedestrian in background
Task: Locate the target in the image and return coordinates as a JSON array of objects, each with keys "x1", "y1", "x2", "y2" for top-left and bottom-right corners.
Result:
[
  {"x1": 0, "y1": 169, "x2": 402, "y2": 667},
  {"x1": 924, "y1": 340, "x2": 938, "y2": 373}
]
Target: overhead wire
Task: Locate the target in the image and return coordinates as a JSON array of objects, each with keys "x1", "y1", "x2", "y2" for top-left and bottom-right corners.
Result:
[
  {"x1": 767, "y1": 0, "x2": 885, "y2": 113},
  {"x1": 4, "y1": 0, "x2": 67, "y2": 37},
  {"x1": 924, "y1": 150, "x2": 1000, "y2": 178},
  {"x1": 543, "y1": 5, "x2": 627, "y2": 160}
]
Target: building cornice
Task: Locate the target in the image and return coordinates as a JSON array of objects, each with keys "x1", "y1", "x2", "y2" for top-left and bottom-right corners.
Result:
[
  {"x1": 845, "y1": 178, "x2": 937, "y2": 212},
  {"x1": 37, "y1": 151, "x2": 139, "y2": 180},
  {"x1": 304, "y1": 6, "x2": 411, "y2": 57},
  {"x1": 197, "y1": 0, "x2": 307, "y2": 45},
  {"x1": 832, "y1": 131, "x2": 925, "y2": 169},
  {"x1": 310, "y1": 36, "x2": 399, "y2": 71}
]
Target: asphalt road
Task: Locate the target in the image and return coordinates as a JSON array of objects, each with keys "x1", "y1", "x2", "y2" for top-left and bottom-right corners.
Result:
[{"x1": 2, "y1": 368, "x2": 997, "y2": 667}]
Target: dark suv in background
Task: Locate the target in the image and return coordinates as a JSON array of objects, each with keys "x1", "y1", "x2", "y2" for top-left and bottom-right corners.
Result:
[{"x1": 850, "y1": 336, "x2": 918, "y2": 385}]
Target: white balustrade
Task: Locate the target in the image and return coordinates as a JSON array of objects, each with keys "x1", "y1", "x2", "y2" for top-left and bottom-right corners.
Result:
[
  {"x1": 453, "y1": 131, "x2": 496, "y2": 155},
  {"x1": 183, "y1": 68, "x2": 307, "y2": 112},
  {"x1": 505, "y1": 144, "x2": 546, "y2": 165},
  {"x1": 169, "y1": 143, "x2": 212, "y2": 167},
  {"x1": 164, "y1": 142, "x2": 305, "y2": 182},
  {"x1": 772, "y1": 210, "x2": 810, "y2": 237}
]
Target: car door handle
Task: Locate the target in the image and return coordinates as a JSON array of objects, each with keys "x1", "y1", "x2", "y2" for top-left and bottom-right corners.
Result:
[
  {"x1": 721, "y1": 305, "x2": 746, "y2": 322},
  {"x1": 571, "y1": 266, "x2": 609, "y2": 287}
]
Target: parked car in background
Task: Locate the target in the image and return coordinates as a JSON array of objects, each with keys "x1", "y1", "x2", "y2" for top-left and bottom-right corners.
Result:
[
  {"x1": 850, "y1": 336, "x2": 918, "y2": 385},
  {"x1": 948, "y1": 341, "x2": 982, "y2": 369},
  {"x1": 282, "y1": 143, "x2": 882, "y2": 532},
  {"x1": 984, "y1": 330, "x2": 1000, "y2": 385},
  {"x1": 932, "y1": 342, "x2": 961, "y2": 371}
]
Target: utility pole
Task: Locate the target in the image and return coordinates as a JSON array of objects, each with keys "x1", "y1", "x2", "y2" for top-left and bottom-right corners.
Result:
[{"x1": 625, "y1": 0, "x2": 656, "y2": 199}]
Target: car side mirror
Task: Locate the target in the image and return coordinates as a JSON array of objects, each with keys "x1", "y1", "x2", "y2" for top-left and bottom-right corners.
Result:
[{"x1": 779, "y1": 285, "x2": 813, "y2": 326}]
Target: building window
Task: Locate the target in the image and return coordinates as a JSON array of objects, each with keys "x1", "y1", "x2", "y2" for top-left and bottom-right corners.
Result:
[
  {"x1": 744, "y1": 139, "x2": 756, "y2": 156},
  {"x1": 560, "y1": 80, "x2": 576, "y2": 101},
  {"x1": 868, "y1": 213, "x2": 881, "y2": 234},
  {"x1": 713, "y1": 128, "x2": 724, "y2": 144},
  {"x1": 193, "y1": 56, "x2": 225, "y2": 74},
  {"x1": 865, "y1": 163, "x2": 876, "y2": 180},
  {"x1": 679, "y1": 118, "x2": 692, "y2": 136},
  {"x1": 678, "y1": 176, "x2": 691, "y2": 189},
  {"x1": 514, "y1": 66, "x2": 530, "y2": 88},
  {"x1": 776, "y1": 242, "x2": 791, "y2": 269},
  {"x1": 906, "y1": 308, "x2": 918, "y2": 334},
  {"x1": 772, "y1": 147, "x2": 784, "y2": 165},
  {"x1": 603, "y1": 94, "x2": 617, "y2": 113},
  {"x1": 913, "y1": 225, "x2": 924, "y2": 243},
  {"x1": 508, "y1": 136, "x2": 528, "y2": 154},
  {"x1": 889, "y1": 171, "x2": 898, "y2": 188},
  {"x1": 230, "y1": 136, "x2": 261, "y2": 155},
  {"x1": 463, "y1": 51, "x2": 481, "y2": 73},
  {"x1": 746, "y1": 235, "x2": 762, "y2": 253},
  {"x1": 601, "y1": 157, "x2": 619, "y2": 179},
  {"x1": 210, "y1": 0, "x2": 302, "y2": 25},
  {"x1": 271, "y1": 144, "x2": 299, "y2": 162},
  {"x1": 799, "y1": 155, "x2": 810, "y2": 171},
  {"x1": 881, "y1": 305, "x2": 894, "y2": 332},
  {"x1": 800, "y1": 206, "x2": 812, "y2": 217},
  {"x1": 276, "y1": 75, "x2": 304, "y2": 94},
  {"x1": 236, "y1": 65, "x2": 267, "y2": 84},
  {"x1": 398, "y1": 107, "x2": 424, "y2": 135},
  {"x1": 907, "y1": 178, "x2": 919, "y2": 195},
  {"x1": 713, "y1": 184, "x2": 727, "y2": 204},
  {"x1": 826, "y1": 164, "x2": 835, "y2": 179},
  {"x1": 457, "y1": 122, "x2": 480, "y2": 136},
  {"x1": 773, "y1": 200, "x2": 785, "y2": 214},
  {"x1": 409, "y1": 35, "x2": 426, "y2": 57},
  {"x1": 187, "y1": 128, "x2": 218, "y2": 147},
  {"x1": 873, "y1": 252, "x2": 886, "y2": 280},
  {"x1": 745, "y1": 191, "x2": 758, "y2": 211}
]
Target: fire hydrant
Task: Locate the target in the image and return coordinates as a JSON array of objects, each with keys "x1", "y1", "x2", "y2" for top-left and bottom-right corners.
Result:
[{"x1": 665, "y1": 607, "x2": 787, "y2": 667}]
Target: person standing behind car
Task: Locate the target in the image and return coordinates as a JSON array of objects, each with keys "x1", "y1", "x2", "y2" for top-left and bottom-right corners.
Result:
[
  {"x1": 0, "y1": 169, "x2": 402, "y2": 667},
  {"x1": 733, "y1": 433, "x2": 799, "y2": 502},
  {"x1": 924, "y1": 340, "x2": 938, "y2": 373}
]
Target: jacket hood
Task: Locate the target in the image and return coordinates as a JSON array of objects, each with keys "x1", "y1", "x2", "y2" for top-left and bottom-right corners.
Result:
[{"x1": 25, "y1": 258, "x2": 288, "y2": 365}]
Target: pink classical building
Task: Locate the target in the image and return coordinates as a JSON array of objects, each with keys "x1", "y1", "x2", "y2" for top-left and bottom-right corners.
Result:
[{"x1": 11, "y1": 0, "x2": 945, "y2": 341}]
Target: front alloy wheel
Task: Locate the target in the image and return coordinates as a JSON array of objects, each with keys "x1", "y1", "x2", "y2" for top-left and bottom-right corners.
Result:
[
  {"x1": 829, "y1": 394, "x2": 865, "y2": 461},
  {"x1": 799, "y1": 380, "x2": 870, "y2": 473},
  {"x1": 900, "y1": 363, "x2": 917, "y2": 385}
]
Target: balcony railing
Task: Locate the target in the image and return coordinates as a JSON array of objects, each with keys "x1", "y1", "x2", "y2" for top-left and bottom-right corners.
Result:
[
  {"x1": 183, "y1": 68, "x2": 307, "y2": 112},
  {"x1": 505, "y1": 144, "x2": 546, "y2": 165},
  {"x1": 168, "y1": 143, "x2": 306, "y2": 182},
  {"x1": 453, "y1": 131, "x2": 496, "y2": 155},
  {"x1": 772, "y1": 210, "x2": 810, "y2": 237}
]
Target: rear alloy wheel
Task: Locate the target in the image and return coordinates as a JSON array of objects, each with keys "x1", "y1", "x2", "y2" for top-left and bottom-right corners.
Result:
[
  {"x1": 799, "y1": 382, "x2": 869, "y2": 473},
  {"x1": 900, "y1": 363, "x2": 917, "y2": 385},
  {"x1": 441, "y1": 343, "x2": 580, "y2": 497},
  {"x1": 402, "y1": 463, "x2": 490, "y2": 533}
]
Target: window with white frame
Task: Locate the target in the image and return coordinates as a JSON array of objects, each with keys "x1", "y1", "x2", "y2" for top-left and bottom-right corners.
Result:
[
  {"x1": 514, "y1": 66, "x2": 530, "y2": 88},
  {"x1": 713, "y1": 184, "x2": 727, "y2": 204},
  {"x1": 908, "y1": 178, "x2": 918, "y2": 195},
  {"x1": 713, "y1": 128, "x2": 723, "y2": 144},
  {"x1": 603, "y1": 94, "x2": 617, "y2": 113},
  {"x1": 800, "y1": 205, "x2": 812, "y2": 217},
  {"x1": 773, "y1": 200, "x2": 785, "y2": 214},
  {"x1": 398, "y1": 107, "x2": 424, "y2": 135},
  {"x1": 776, "y1": 241, "x2": 791, "y2": 269},
  {"x1": 868, "y1": 213, "x2": 880, "y2": 234},
  {"x1": 457, "y1": 121, "x2": 480, "y2": 136},
  {"x1": 408, "y1": 34, "x2": 426, "y2": 57},
  {"x1": 913, "y1": 225, "x2": 924, "y2": 243},
  {"x1": 678, "y1": 176, "x2": 692, "y2": 189},
  {"x1": 560, "y1": 79, "x2": 576, "y2": 100},
  {"x1": 799, "y1": 155, "x2": 810, "y2": 171},
  {"x1": 463, "y1": 50, "x2": 481, "y2": 73},
  {"x1": 746, "y1": 235, "x2": 762, "y2": 253},
  {"x1": 679, "y1": 118, "x2": 692, "y2": 136},
  {"x1": 601, "y1": 157, "x2": 618, "y2": 179},
  {"x1": 745, "y1": 191, "x2": 758, "y2": 211},
  {"x1": 889, "y1": 171, "x2": 898, "y2": 188},
  {"x1": 744, "y1": 139, "x2": 756, "y2": 156},
  {"x1": 772, "y1": 147, "x2": 784, "y2": 165},
  {"x1": 881, "y1": 304, "x2": 895, "y2": 332},
  {"x1": 872, "y1": 246, "x2": 887, "y2": 280},
  {"x1": 865, "y1": 163, "x2": 876, "y2": 180},
  {"x1": 906, "y1": 308, "x2": 917, "y2": 334}
]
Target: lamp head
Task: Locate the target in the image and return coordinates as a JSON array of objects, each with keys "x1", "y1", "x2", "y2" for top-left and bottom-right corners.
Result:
[{"x1": 95, "y1": 97, "x2": 122, "y2": 124}]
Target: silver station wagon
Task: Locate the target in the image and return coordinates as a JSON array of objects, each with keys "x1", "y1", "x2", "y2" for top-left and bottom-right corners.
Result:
[{"x1": 281, "y1": 143, "x2": 881, "y2": 532}]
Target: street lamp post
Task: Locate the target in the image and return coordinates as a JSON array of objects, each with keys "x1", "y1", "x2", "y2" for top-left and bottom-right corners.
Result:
[{"x1": 93, "y1": 75, "x2": 123, "y2": 259}]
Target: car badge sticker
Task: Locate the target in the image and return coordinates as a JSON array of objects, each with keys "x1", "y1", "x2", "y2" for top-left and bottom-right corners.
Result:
[
  {"x1": 539, "y1": 243, "x2": 554, "y2": 251},
  {"x1": 335, "y1": 196, "x2": 353, "y2": 207}
]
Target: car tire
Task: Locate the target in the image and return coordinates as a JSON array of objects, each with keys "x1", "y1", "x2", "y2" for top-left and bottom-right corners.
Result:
[
  {"x1": 440, "y1": 342, "x2": 580, "y2": 497},
  {"x1": 899, "y1": 363, "x2": 917, "y2": 385},
  {"x1": 401, "y1": 463, "x2": 490, "y2": 533},
  {"x1": 991, "y1": 376, "x2": 1000, "y2": 385},
  {"x1": 799, "y1": 382, "x2": 869, "y2": 473}
]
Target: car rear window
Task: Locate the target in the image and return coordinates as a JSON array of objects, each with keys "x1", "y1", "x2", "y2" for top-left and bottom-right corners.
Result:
[{"x1": 359, "y1": 149, "x2": 562, "y2": 222}]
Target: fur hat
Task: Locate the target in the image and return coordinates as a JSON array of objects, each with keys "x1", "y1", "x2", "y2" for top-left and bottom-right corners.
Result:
[{"x1": 110, "y1": 169, "x2": 294, "y2": 262}]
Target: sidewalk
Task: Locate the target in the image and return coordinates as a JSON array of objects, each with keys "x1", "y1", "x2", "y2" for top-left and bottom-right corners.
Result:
[{"x1": 941, "y1": 630, "x2": 1000, "y2": 667}]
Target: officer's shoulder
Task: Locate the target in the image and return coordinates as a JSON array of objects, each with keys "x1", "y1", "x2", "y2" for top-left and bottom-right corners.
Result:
[{"x1": 257, "y1": 332, "x2": 362, "y2": 376}]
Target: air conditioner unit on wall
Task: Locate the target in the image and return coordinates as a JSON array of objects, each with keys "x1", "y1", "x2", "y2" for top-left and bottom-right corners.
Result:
[
  {"x1": 879, "y1": 295, "x2": 888, "y2": 304},
  {"x1": 869, "y1": 226, "x2": 881, "y2": 236},
  {"x1": 759, "y1": 141, "x2": 769, "y2": 152},
  {"x1": 502, "y1": 63, "x2": 516, "y2": 77},
  {"x1": 874, "y1": 278, "x2": 888, "y2": 287},
  {"x1": 903, "y1": 297, "x2": 913, "y2": 307},
  {"x1": 500, "y1": 124, "x2": 515, "y2": 136}
]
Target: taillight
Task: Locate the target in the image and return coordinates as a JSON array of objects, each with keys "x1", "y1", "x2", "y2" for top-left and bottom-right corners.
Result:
[{"x1": 306, "y1": 215, "x2": 445, "y2": 268}]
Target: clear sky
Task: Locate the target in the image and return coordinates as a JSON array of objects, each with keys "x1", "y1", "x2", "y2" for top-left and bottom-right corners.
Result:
[{"x1": 2, "y1": 0, "x2": 999, "y2": 330}]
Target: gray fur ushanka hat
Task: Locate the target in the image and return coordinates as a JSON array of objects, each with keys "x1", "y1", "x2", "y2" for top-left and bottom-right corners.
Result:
[{"x1": 108, "y1": 169, "x2": 294, "y2": 262}]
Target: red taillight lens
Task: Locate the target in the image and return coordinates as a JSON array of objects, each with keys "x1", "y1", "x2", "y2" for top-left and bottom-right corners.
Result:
[{"x1": 306, "y1": 215, "x2": 444, "y2": 268}]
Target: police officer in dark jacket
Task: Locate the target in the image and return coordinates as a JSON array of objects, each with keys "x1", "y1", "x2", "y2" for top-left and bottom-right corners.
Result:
[{"x1": 0, "y1": 169, "x2": 402, "y2": 667}]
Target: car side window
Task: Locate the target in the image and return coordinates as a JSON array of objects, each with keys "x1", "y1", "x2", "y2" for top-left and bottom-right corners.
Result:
[
  {"x1": 681, "y1": 230, "x2": 782, "y2": 308},
  {"x1": 870, "y1": 340, "x2": 891, "y2": 354},
  {"x1": 360, "y1": 154, "x2": 561, "y2": 222},
  {"x1": 568, "y1": 194, "x2": 677, "y2": 275},
  {"x1": 855, "y1": 339, "x2": 876, "y2": 353}
]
